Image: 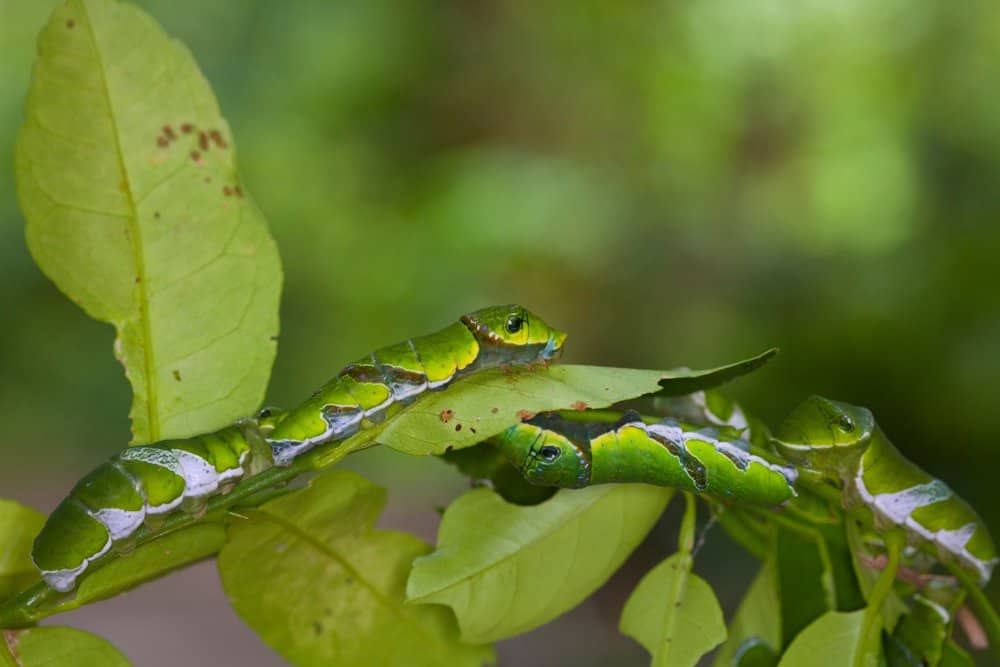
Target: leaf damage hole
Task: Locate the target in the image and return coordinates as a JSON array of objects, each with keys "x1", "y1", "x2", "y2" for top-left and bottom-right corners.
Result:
[
  {"x1": 454, "y1": 423, "x2": 462, "y2": 432},
  {"x1": 439, "y1": 409, "x2": 455, "y2": 423}
]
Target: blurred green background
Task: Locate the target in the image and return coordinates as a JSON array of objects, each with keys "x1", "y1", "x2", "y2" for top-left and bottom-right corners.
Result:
[{"x1": 2, "y1": 1, "x2": 999, "y2": 665}]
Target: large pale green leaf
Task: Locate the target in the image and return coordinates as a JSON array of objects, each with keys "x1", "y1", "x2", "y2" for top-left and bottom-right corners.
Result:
[
  {"x1": 777, "y1": 610, "x2": 871, "y2": 667},
  {"x1": 0, "y1": 502, "x2": 45, "y2": 604},
  {"x1": 407, "y1": 484, "x2": 673, "y2": 643},
  {"x1": 620, "y1": 551, "x2": 727, "y2": 667},
  {"x1": 17, "y1": 0, "x2": 282, "y2": 443},
  {"x1": 713, "y1": 563, "x2": 781, "y2": 667},
  {"x1": 381, "y1": 349, "x2": 776, "y2": 455},
  {"x1": 218, "y1": 471, "x2": 491, "y2": 667},
  {"x1": 1, "y1": 627, "x2": 132, "y2": 667}
]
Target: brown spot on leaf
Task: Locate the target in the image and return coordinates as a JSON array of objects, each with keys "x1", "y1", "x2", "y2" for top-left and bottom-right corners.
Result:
[
  {"x1": 571, "y1": 401, "x2": 590, "y2": 411},
  {"x1": 66, "y1": 19, "x2": 75, "y2": 28},
  {"x1": 235, "y1": 186, "x2": 244, "y2": 198},
  {"x1": 153, "y1": 212, "x2": 161, "y2": 219},
  {"x1": 470, "y1": 427, "x2": 477, "y2": 434},
  {"x1": 490, "y1": 407, "x2": 499, "y2": 414},
  {"x1": 209, "y1": 129, "x2": 228, "y2": 148},
  {"x1": 134, "y1": 276, "x2": 141, "y2": 284},
  {"x1": 190, "y1": 151, "x2": 200, "y2": 162},
  {"x1": 223, "y1": 186, "x2": 233, "y2": 197},
  {"x1": 156, "y1": 136, "x2": 168, "y2": 147},
  {"x1": 198, "y1": 131, "x2": 209, "y2": 151},
  {"x1": 454, "y1": 423, "x2": 462, "y2": 432},
  {"x1": 313, "y1": 621, "x2": 322, "y2": 636},
  {"x1": 180, "y1": 123, "x2": 194, "y2": 134},
  {"x1": 517, "y1": 410, "x2": 536, "y2": 421},
  {"x1": 163, "y1": 125, "x2": 176, "y2": 141},
  {"x1": 439, "y1": 409, "x2": 455, "y2": 423},
  {"x1": 172, "y1": 370, "x2": 182, "y2": 382}
]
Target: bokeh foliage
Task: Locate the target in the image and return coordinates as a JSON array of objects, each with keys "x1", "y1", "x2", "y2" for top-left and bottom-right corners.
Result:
[{"x1": 2, "y1": 0, "x2": 999, "y2": 664}]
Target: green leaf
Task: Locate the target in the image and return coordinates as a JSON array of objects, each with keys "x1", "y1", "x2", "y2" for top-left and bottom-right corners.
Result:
[
  {"x1": 777, "y1": 610, "x2": 871, "y2": 667},
  {"x1": 218, "y1": 471, "x2": 491, "y2": 667},
  {"x1": 439, "y1": 444, "x2": 556, "y2": 506},
  {"x1": 1, "y1": 627, "x2": 132, "y2": 667},
  {"x1": 381, "y1": 349, "x2": 776, "y2": 455},
  {"x1": 775, "y1": 525, "x2": 836, "y2": 643},
  {"x1": 713, "y1": 563, "x2": 781, "y2": 667},
  {"x1": 17, "y1": 0, "x2": 282, "y2": 443},
  {"x1": 0, "y1": 502, "x2": 44, "y2": 604},
  {"x1": 407, "y1": 484, "x2": 673, "y2": 643},
  {"x1": 938, "y1": 640, "x2": 973, "y2": 667},
  {"x1": 620, "y1": 552, "x2": 727, "y2": 667},
  {"x1": 44, "y1": 522, "x2": 225, "y2": 616}
]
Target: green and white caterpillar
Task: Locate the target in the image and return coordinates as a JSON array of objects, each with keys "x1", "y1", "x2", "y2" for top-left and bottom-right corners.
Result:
[
  {"x1": 772, "y1": 396, "x2": 998, "y2": 585},
  {"x1": 497, "y1": 412, "x2": 799, "y2": 506},
  {"x1": 499, "y1": 395, "x2": 996, "y2": 585},
  {"x1": 31, "y1": 305, "x2": 567, "y2": 592}
]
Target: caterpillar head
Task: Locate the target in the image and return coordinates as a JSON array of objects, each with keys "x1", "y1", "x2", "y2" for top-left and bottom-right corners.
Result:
[
  {"x1": 461, "y1": 305, "x2": 567, "y2": 363},
  {"x1": 497, "y1": 416, "x2": 591, "y2": 489},
  {"x1": 771, "y1": 396, "x2": 875, "y2": 475}
]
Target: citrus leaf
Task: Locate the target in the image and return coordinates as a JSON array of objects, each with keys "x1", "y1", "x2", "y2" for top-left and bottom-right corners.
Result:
[
  {"x1": 620, "y1": 551, "x2": 727, "y2": 667},
  {"x1": 0, "y1": 502, "x2": 45, "y2": 604},
  {"x1": 1, "y1": 627, "x2": 132, "y2": 667},
  {"x1": 218, "y1": 471, "x2": 492, "y2": 667},
  {"x1": 17, "y1": 0, "x2": 282, "y2": 443},
  {"x1": 407, "y1": 484, "x2": 673, "y2": 643},
  {"x1": 713, "y1": 562, "x2": 781, "y2": 667},
  {"x1": 381, "y1": 349, "x2": 776, "y2": 456},
  {"x1": 776, "y1": 610, "x2": 869, "y2": 667}
]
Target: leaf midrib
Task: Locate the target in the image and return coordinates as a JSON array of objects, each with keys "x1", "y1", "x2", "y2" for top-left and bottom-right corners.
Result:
[{"x1": 80, "y1": 0, "x2": 158, "y2": 442}]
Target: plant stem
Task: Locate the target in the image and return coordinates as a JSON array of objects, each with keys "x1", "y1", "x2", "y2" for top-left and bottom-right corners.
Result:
[
  {"x1": 855, "y1": 529, "x2": 903, "y2": 667},
  {"x1": 947, "y1": 562, "x2": 1000, "y2": 663}
]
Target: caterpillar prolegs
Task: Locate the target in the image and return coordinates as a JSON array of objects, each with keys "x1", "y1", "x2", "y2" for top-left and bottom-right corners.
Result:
[{"x1": 31, "y1": 305, "x2": 567, "y2": 592}]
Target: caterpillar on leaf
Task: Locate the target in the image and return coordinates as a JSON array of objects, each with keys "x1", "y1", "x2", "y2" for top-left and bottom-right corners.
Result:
[{"x1": 31, "y1": 305, "x2": 567, "y2": 592}]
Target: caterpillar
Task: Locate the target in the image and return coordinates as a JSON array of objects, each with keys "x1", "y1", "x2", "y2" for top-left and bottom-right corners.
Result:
[
  {"x1": 31, "y1": 305, "x2": 567, "y2": 592},
  {"x1": 497, "y1": 411, "x2": 799, "y2": 505},
  {"x1": 771, "y1": 396, "x2": 998, "y2": 585}
]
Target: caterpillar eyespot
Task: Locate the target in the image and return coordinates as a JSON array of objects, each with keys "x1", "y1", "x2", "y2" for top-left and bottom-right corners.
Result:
[
  {"x1": 505, "y1": 315, "x2": 524, "y2": 334},
  {"x1": 30, "y1": 305, "x2": 567, "y2": 592}
]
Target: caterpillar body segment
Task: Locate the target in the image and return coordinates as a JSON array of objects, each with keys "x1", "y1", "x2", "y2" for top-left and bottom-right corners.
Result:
[
  {"x1": 32, "y1": 421, "x2": 269, "y2": 592},
  {"x1": 498, "y1": 412, "x2": 798, "y2": 506},
  {"x1": 266, "y1": 305, "x2": 566, "y2": 465},
  {"x1": 773, "y1": 396, "x2": 998, "y2": 585}
]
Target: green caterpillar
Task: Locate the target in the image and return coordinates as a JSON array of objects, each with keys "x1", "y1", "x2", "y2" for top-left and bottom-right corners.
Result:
[
  {"x1": 772, "y1": 396, "x2": 998, "y2": 585},
  {"x1": 500, "y1": 395, "x2": 997, "y2": 586},
  {"x1": 497, "y1": 412, "x2": 799, "y2": 505},
  {"x1": 31, "y1": 305, "x2": 567, "y2": 592}
]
